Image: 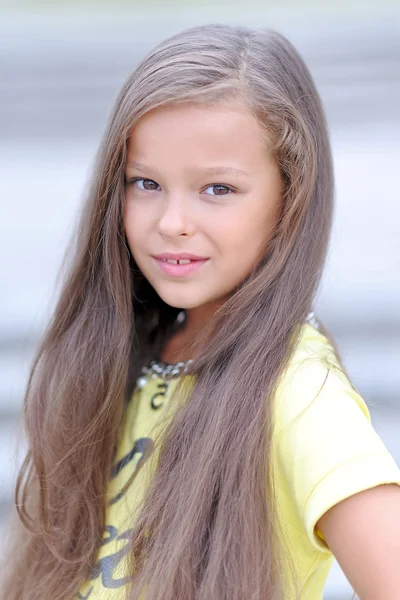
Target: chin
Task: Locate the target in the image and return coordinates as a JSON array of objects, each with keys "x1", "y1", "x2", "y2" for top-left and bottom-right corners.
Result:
[
  {"x1": 156, "y1": 290, "x2": 206, "y2": 310},
  {"x1": 162, "y1": 297, "x2": 203, "y2": 309}
]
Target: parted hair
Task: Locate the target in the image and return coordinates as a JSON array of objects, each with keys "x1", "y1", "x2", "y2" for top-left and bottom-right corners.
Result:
[{"x1": 2, "y1": 23, "x2": 335, "y2": 600}]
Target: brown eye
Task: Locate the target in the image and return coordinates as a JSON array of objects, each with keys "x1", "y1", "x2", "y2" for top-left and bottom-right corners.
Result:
[
  {"x1": 140, "y1": 179, "x2": 159, "y2": 191},
  {"x1": 125, "y1": 177, "x2": 160, "y2": 191},
  {"x1": 203, "y1": 184, "x2": 234, "y2": 196}
]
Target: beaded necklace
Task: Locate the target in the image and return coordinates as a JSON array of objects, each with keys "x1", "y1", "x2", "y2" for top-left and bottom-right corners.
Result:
[{"x1": 135, "y1": 310, "x2": 321, "y2": 401}]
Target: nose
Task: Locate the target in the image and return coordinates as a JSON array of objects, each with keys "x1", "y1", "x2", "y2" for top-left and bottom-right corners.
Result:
[{"x1": 157, "y1": 194, "x2": 195, "y2": 239}]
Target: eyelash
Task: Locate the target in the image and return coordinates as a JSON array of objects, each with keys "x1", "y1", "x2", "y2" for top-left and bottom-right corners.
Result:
[{"x1": 125, "y1": 177, "x2": 236, "y2": 197}]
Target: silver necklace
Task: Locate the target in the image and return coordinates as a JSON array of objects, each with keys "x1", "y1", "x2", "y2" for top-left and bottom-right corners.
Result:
[
  {"x1": 136, "y1": 358, "x2": 194, "y2": 390},
  {"x1": 135, "y1": 310, "x2": 320, "y2": 394},
  {"x1": 135, "y1": 358, "x2": 195, "y2": 409}
]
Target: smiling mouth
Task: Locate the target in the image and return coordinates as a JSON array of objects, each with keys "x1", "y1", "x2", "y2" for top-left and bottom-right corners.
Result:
[
  {"x1": 161, "y1": 258, "x2": 195, "y2": 265},
  {"x1": 153, "y1": 256, "x2": 209, "y2": 277}
]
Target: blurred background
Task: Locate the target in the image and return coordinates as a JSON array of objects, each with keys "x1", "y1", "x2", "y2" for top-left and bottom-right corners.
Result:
[{"x1": 0, "y1": 1, "x2": 399, "y2": 597}]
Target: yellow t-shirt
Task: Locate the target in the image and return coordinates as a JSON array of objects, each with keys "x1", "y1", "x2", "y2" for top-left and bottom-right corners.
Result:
[{"x1": 76, "y1": 322, "x2": 400, "y2": 599}]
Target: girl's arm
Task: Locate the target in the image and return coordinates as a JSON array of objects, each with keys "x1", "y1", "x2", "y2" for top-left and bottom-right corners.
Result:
[{"x1": 316, "y1": 483, "x2": 400, "y2": 599}]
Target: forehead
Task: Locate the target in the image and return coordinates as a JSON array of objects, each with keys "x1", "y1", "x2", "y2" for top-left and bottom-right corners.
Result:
[{"x1": 126, "y1": 102, "x2": 271, "y2": 170}]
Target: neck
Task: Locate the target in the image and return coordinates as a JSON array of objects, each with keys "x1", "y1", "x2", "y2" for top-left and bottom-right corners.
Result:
[
  {"x1": 160, "y1": 303, "x2": 222, "y2": 364},
  {"x1": 184, "y1": 307, "x2": 215, "y2": 337}
]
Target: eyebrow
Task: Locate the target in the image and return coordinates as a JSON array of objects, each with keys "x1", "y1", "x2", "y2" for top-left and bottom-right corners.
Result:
[{"x1": 125, "y1": 161, "x2": 253, "y2": 178}]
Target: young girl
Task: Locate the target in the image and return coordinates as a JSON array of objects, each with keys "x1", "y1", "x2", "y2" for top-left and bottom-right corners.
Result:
[{"x1": 3, "y1": 24, "x2": 400, "y2": 600}]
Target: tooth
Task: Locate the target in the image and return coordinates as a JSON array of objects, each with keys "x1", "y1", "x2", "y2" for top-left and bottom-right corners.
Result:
[
  {"x1": 166, "y1": 259, "x2": 178, "y2": 264},
  {"x1": 179, "y1": 259, "x2": 191, "y2": 264}
]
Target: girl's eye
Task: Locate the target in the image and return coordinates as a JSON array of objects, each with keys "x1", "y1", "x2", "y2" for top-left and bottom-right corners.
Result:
[
  {"x1": 126, "y1": 179, "x2": 235, "y2": 196},
  {"x1": 127, "y1": 177, "x2": 160, "y2": 191},
  {"x1": 203, "y1": 184, "x2": 234, "y2": 196}
]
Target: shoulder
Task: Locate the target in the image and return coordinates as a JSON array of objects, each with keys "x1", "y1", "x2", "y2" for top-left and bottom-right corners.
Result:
[
  {"x1": 273, "y1": 322, "x2": 371, "y2": 435},
  {"x1": 271, "y1": 322, "x2": 400, "y2": 555}
]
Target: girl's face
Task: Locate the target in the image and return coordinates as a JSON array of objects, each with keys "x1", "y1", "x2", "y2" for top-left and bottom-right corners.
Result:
[{"x1": 123, "y1": 101, "x2": 283, "y2": 314}]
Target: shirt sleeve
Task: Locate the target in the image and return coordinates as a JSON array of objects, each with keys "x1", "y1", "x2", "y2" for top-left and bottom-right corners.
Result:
[{"x1": 274, "y1": 338, "x2": 400, "y2": 554}]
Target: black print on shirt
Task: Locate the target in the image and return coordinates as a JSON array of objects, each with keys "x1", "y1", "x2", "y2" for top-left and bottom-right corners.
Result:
[
  {"x1": 85, "y1": 525, "x2": 134, "y2": 588},
  {"x1": 77, "y1": 526, "x2": 133, "y2": 597},
  {"x1": 108, "y1": 437, "x2": 154, "y2": 506},
  {"x1": 77, "y1": 437, "x2": 154, "y2": 597},
  {"x1": 150, "y1": 382, "x2": 169, "y2": 409}
]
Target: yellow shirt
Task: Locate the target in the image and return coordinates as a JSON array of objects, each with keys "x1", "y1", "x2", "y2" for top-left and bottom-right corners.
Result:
[{"x1": 76, "y1": 322, "x2": 400, "y2": 599}]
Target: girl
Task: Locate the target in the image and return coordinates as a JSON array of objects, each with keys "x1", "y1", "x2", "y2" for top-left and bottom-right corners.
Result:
[{"x1": 2, "y1": 24, "x2": 400, "y2": 600}]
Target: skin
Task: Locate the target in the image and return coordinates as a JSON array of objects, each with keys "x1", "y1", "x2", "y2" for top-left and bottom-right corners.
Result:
[
  {"x1": 316, "y1": 484, "x2": 400, "y2": 599},
  {"x1": 123, "y1": 101, "x2": 283, "y2": 361},
  {"x1": 123, "y1": 101, "x2": 400, "y2": 597}
]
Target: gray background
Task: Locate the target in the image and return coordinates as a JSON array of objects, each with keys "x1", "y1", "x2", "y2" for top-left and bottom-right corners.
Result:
[{"x1": 1, "y1": 2, "x2": 399, "y2": 597}]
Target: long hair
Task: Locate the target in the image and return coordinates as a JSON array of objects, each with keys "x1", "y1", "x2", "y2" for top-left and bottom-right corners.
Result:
[{"x1": 2, "y1": 24, "x2": 335, "y2": 599}]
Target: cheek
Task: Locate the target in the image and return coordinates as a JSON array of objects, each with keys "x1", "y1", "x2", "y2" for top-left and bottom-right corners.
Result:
[
  {"x1": 230, "y1": 212, "x2": 270, "y2": 247},
  {"x1": 122, "y1": 203, "x2": 131, "y2": 237},
  {"x1": 123, "y1": 200, "x2": 146, "y2": 243},
  {"x1": 123, "y1": 204, "x2": 140, "y2": 255},
  {"x1": 221, "y1": 210, "x2": 276, "y2": 271}
]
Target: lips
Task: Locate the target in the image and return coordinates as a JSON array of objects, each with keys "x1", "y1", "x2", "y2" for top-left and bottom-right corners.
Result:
[
  {"x1": 160, "y1": 258, "x2": 196, "y2": 265},
  {"x1": 153, "y1": 253, "x2": 208, "y2": 261},
  {"x1": 153, "y1": 256, "x2": 209, "y2": 277}
]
